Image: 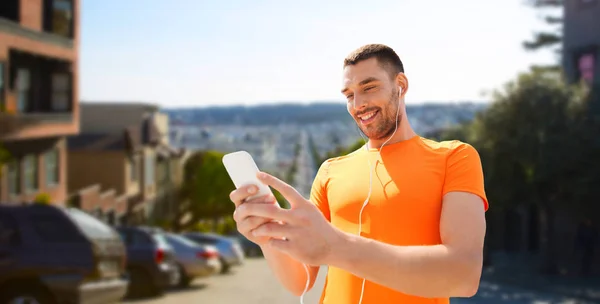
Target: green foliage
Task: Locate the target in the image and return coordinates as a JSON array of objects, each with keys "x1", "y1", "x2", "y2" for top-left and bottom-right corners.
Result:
[
  {"x1": 216, "y1": 216, "x2": 237, "y2": 235},
  {"x1": 273, "y1": 189, "x2": 289, "y2": 209},
  {"x1": 34, "y1": 193, "x2": 52, "y2": 205},
  {"x1": 178, "y1": 150, "x2": 235, "y2": 230},
  {"x1": 522, "y1": 0, "x2": 563, "y2": 60}
]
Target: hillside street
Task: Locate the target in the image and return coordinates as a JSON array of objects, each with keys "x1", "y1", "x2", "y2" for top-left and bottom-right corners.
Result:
[{"x1": 124, "y1": 258, "x2": 594, "y2": 304}]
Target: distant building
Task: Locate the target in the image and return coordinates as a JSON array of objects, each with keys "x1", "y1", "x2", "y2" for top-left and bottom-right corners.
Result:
[{"x1": 563, "y1": 0, "x2": 600, "y2": 85}]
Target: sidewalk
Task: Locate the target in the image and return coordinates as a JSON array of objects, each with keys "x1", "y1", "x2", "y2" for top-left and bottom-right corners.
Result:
[{"x1": 481, "y1": 253, "x2": 600, "y2": 302}]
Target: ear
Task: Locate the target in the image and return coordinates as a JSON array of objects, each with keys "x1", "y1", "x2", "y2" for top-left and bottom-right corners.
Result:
[{"x1": 396, "y1": 73, "x2": 409, "y2": 98}]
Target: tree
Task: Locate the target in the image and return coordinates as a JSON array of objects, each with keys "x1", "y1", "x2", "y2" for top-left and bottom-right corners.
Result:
[
  {"x1": 466, "y1": 69, "x2": 593, "y2": 273},
  {"x1": 175, "y1": 150, "x2": 234, "y2": 231},
  {"x1": 175, "y1": 150, "x2": 292, "y2": 232},
  {"x1": 522, "y1": 0, "x2": 563, "y2": 70}
]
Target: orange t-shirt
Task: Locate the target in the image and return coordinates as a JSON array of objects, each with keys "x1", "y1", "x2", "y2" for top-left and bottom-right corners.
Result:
[{"x1": 310, "y1": 136, "x2": 488, "y2": 304}]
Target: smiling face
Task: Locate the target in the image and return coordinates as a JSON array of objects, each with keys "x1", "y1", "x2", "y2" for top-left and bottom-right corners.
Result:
[{"x1": 342, "y1": 57, "x2": 405, "y2": 140}]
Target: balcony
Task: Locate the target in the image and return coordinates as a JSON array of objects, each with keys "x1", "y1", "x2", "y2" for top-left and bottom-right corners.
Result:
[{"x1": 0, "y1": 50, "x2": 76, "y2": 140}]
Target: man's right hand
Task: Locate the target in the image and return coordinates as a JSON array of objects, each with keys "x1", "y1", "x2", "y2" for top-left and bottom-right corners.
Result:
[{"x1": 230, "y1": 184, "x2": 279, "y2": 246}]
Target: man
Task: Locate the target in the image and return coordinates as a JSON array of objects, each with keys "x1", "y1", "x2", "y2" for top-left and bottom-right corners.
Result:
[{"x1": 230, "y1": 44, "x2": 488, "y2": 304}]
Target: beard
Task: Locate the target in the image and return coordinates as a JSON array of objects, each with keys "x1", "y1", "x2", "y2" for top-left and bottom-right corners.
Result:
[{"x1": 355, "y1": 87, "x2": 402, "y2": 140}]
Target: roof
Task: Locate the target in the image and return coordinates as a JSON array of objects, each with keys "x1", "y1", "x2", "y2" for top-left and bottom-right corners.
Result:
[
  {"x1": 68, "y1": 132, "x2": 131, "y2": 151},
  {"x1": 80, "y1": 101, "x2": 160, "y2": 112},
  {"x1": 68, "y1": 115, "x2": 165, "y2": 152}
]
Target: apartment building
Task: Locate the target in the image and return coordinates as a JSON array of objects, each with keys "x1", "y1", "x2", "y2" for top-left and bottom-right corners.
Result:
[
  {"x1": 68, "y1": 102, "x2": 186, "y2": 225},
  {"x1": 0, "y1": 0, "x2": 79, "y2": 205},
  {"x1": 563, "y1": 0, "x2": 600, "y2": 85}
]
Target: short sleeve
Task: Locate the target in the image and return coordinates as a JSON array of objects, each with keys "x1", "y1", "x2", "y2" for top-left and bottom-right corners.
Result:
[
  {"x1": 443, "y1": 142, "x2": 489, "y2": 211},
  {"x1": 310, "y1": 161, "x2": 331, "y2": 221}
]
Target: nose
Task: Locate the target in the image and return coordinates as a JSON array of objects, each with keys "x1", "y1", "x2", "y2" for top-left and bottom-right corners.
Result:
[{"x1": 353, "y1": 94, "x2": 368, "y2": 110}]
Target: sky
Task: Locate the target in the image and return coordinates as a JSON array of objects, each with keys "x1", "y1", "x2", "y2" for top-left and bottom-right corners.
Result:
[{"x1": 80, "y1": 0, "x2": 560, "y2": 108}]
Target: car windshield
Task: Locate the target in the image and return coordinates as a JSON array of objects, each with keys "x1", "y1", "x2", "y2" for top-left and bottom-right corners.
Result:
[
  {"x1": 165, "y1": 233, "x2": 201, "y2": 248},
  {"x1": 64, "y1": 208, "x2": 117, "y2": 240},
  {"x1": 152, "y1": 233, "x2": 171, "y2": 248}
]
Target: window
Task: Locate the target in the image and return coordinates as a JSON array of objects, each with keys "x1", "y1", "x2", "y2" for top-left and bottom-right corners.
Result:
[
  {"x1": 23, "y1": 155, "x2": 38, "y2": 192},
  {"x1": 48, "y1": 0, "x2": 74, "y2": 38},
  {"x1": 130, "y1": 230, "x2": 153, "y2": 245},
  {"x1": 145, "y1": 155, "x2": 155, "y2": 186},
  {"x1": 30, "y1": 214, "x2": 83, "y2": 243},
  {"x1": 6, "y1": 161, "x2": 20, "y2": 196},
  {"x1": 0, "y1": 1, "x2": 20, "y2": 22},
  {"x1": 64, "y1": 208, "x2": 117, "y2": 240},
  {"x1": 51, "y1": 73, "x2": 70, "y2": 111},
  {"x1": 129, "y1": 155, "x2": 139, "y2": 182},
  {"x1": 16, "y1": 69, "x2": 30, "y2": 112},
  {"x1": 45, "y1": 149, "x2": 60, "y2": 186},
  {"x1": 577, "y1": 53, "x2": 595, "y2": 85}
]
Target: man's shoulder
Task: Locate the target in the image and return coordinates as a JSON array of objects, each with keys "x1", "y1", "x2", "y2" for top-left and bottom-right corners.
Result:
[{"x1": 419, "y1": 137, "x2": 476, "y2": 156}]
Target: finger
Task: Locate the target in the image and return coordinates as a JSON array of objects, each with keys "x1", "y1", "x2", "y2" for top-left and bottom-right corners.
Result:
[
  {"x1": 237, "y1": 216, "x2": 271, "y2": 235},
  {"x1": 233, "y1": 194, "x2": 274, "y2": 222},
  {"x1": 236, "y1": 202, "x2": 299, "y2": 224},
  {"x1": 256, "y1": 172, "x2": 304, "y2": 205},
  {"x1": 229, "y1": 185, "x2": 259, "y2": 207},
  {"x1": 233, "y1": 195, "x2": 276, "y2": 222},
  {"x1": 252, "y1": 222, "x2": 294, "y2": 239},
  {"x1": 244, "y1": 194, "x2": 277, "y2": 206}
]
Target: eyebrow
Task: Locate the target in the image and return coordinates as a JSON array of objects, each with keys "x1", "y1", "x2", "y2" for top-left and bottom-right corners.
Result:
[{"x1": 341, "y1": 77, "x2": 380, "y2": 94}]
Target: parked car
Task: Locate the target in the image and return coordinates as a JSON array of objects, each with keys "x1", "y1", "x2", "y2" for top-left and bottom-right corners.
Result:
[
  {"x1": 227, "y1": 231, "x2": 262, "y2": 257},
  {"x1": 182, "y1": 232, "x2": 245, "y2": 273},
  {"x1": 0, "y1": 204, "x2": 128, "y2": 304},
  {"x1": 161, "y1": 233, "x2": 221, "y2": 287},
  {"x1": 116, "y1": 226, "x2": 179, "y2": 298}
]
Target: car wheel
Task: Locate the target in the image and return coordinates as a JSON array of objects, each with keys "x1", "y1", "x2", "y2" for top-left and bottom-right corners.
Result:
[
  {"x1": 219, "y1": 257, "x2": 231, "y2": 274},
  {"x1": 127, "y1": 268, "x2": 162, "y2": 298},
  {"x1": 0, "y1": 287, "x2": 55, "y2": 304},
  {"x1": 175, "y1": 264, "x2": 191, "y2": 288}
]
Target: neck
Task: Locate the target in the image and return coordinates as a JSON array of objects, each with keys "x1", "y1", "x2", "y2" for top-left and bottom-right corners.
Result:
[{"x1": 367, "y1": 114, "x2": 417, "y2": 150}]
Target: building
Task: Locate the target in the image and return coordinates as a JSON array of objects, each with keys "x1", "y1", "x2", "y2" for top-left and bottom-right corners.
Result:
[
  {"x1": 67, "y1": 102, "x2": 186, "y2": 225},
  {"x1": 563, "y1": 0, "x2": 600, "y2": 85},
  {"x1": 0, "y1": 0, "x2": 79, "y2": 205}
]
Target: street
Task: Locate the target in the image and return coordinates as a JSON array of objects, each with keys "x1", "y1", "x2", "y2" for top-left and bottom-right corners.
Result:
[
  {"x1": 123, "y1": 258, "x2": 593, "y2": 304},
  {"x1": 293, "y1": 130, "x2": 317, "y2": 198}
]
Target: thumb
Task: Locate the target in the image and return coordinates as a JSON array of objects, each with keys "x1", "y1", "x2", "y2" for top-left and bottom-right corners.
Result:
[{"x1": 257, "y1": 172, "x2": 306, "y2": 207}]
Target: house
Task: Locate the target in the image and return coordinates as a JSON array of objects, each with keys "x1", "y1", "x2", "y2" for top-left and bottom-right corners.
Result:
[
  {"x1": 0, "y1": 0, "x2": 79, "y2": 205},
  {"x1": 67, "y1": 102, "x2": 186, "y2": 225},
  {"x1": 563, "y1": 0, "x2": 600, "y2": 85}
]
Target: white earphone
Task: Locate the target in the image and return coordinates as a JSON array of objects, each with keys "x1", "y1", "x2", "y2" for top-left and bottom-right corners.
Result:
[
  {"x1": 299, "y1": 85, "x2": 404, "y2": 304},
  {"x1": 356, "y1": 86, "x2": 402, "y2": 304}
]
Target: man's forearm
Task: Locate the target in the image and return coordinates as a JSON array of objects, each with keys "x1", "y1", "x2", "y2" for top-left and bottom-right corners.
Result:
[
  {"x1": 261, "y1": 245, "x2": 319, "y2": 296},
  {"x1": 328, "y1": 232, "x2": 483, "y2": 298}
]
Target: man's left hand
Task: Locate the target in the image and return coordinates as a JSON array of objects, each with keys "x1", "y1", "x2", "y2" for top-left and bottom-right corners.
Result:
[{"x1": 234, "y1": 172, "x2": 343, "y2": 266}]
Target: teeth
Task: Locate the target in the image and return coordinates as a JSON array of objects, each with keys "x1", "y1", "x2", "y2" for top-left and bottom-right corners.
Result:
[{"x1": 359, "y1": 111, "x2": 376, "y2": 120}]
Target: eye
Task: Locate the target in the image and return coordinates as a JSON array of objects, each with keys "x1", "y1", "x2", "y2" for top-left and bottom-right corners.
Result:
[
  {"x1": 364, "y1": 86, "x2": 376, "y2": 92},
  {"x1": 345, "y1": 94, "x2": 354, "y2": 100}
]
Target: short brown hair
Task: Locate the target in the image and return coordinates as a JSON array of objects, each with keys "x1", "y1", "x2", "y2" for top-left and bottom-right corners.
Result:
[{"x1": 343, "y1": 44, "x2": 404, "y2": 78}]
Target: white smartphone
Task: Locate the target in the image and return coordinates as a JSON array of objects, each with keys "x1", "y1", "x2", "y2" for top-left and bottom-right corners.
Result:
[{"x1": 222, "y1": 150, "x2": 273, "y2": 200}]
